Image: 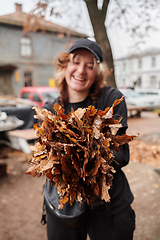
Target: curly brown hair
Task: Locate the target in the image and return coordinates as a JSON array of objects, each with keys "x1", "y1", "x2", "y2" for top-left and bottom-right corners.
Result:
[{"x1": 54, "y1": 51, "x2": 107, "y2": 106}]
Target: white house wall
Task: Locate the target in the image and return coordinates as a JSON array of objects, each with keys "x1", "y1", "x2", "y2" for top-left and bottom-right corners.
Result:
[{"x1": 114, "y1": 50, "x2": 160, "y2": 89}]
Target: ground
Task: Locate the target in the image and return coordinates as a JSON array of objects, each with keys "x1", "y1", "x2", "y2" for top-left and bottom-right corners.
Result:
[{"x1": 0, "y1": 111, "x2": 160, "y2": 240}]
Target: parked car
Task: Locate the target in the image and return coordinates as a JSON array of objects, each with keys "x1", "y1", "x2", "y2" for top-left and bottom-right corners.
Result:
[
  {"x1": 18, "y1": 86, "x2": 59, "y2": 107},
  {"x1": 135, "y1": 89, "x2": 160, "y2": 107},
  {"x1": 0, "y1": 95, "x2": 35, "y2": 108},
  {"x1": 119, "y1": 88, "x2": 159, "y2": 109}
]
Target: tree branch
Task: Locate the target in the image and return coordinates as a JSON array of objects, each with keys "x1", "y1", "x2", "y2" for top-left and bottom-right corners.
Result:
[{"x1": 101, "y1": 0, "x2": 110, "y2": 23}]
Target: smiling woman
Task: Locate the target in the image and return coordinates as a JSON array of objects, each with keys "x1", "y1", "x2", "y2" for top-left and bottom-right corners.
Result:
[{"x1": 39, "y1": 38, "x2": 136, "y2": 240}]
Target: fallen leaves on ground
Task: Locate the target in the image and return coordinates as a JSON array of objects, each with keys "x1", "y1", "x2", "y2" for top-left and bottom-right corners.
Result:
[{"x1": 129, "y1": 139, "x2": 160, "y2": 168}]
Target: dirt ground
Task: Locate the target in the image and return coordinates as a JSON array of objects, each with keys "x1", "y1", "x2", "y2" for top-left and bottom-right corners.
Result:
[{"x1": 0, "y1": 111, "x2": 160, "y2": 240}]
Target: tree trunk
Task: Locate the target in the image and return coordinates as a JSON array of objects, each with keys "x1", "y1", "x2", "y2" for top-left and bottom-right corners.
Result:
[{"x1": 84, "y1": 0, "x2": 117, "y2": 88}]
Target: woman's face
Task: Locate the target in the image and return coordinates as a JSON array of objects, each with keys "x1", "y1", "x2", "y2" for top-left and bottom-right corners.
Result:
[{"x1": 65, "y1": 49, "x2": 97, "y2": 97}]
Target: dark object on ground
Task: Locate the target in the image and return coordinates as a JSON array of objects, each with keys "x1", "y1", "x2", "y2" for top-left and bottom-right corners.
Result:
[
  {"x1": 154, "y1": 168, "x2": 160, "y2": 174},
  {"x1": 0, "y1": 162, "x2": 7, "y2": 179}
]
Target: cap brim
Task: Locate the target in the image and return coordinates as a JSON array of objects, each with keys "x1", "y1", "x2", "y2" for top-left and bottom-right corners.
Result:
[{"x1": 69, "y1": 46, "x2": 101, "y2": 63}]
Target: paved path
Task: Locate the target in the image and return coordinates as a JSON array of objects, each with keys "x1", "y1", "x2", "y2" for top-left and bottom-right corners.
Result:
[
  {"x1": 127, "y1": 111, "x2": 160, "y2": 137},
  {"x1": 125, "y1": 111, "x2": 160, "y2": 240},
  {"x1": 124, "y1": 162, "x2": 160, "y2": 240}
]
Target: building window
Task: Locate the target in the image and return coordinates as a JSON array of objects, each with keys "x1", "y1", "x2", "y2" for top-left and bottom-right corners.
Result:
[
  {"x1": 123, "y1": 62, "x2": 126, "y2": 71},
  {"x1": 20, "y1": 36, "x2": 32, "y2": 57},
  {"x1": 151, "y1": 57, "x2": 156, "y2": 67},
  {"x1": 24, "y1": 72, "x2": 33, "y2": 86},
  {"x1": 150, "y1": 76, "x2": 156, "y2": 87},
  {"x1": 123, "y1": 78, "x2": 125, "y2": 86},
  {"x1": 138, "y1": 58, "x2": 142, "y2": 69},
  {"x1": 134, "y1": 77, "x2": 141, "y2": 87},
  {"x1": 137, "y1": 77, "x2": 141, "y2": 87}
]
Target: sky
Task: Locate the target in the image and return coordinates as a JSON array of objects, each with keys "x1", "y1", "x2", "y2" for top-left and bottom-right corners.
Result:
[
  {"x1": 0, "y1": 0, "x2": 36, "y2": 15},
  {"x1": 0, "y1": 0, "x2": 160, "y2": 59}
]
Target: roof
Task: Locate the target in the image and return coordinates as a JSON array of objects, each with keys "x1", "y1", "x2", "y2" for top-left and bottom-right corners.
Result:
[
  {"x1": 0, "y1": 4, "x2": 87, "y2": 38},
  {"x1": 115, "y1": 48, "x2": 160, "y2": 61}
]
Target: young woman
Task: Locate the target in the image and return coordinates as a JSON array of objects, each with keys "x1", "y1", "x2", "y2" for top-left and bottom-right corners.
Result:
[{"x1": 43, "y1": 38, "x2": 135, "y2": 240}]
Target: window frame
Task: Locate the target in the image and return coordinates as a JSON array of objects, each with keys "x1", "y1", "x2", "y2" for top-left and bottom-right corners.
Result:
[
  {"x1": 138, "y1": 58, "x2": 142, "y2": 69},
  {"x1": 20, "y1": 36, "x2": 33, "y2": 58},
  {"x1": 151, "y1": 57, "x2": 156, "y2": 67},
  {"x1": 24, "y1": 71, "x2": 33, "y2": 87}
]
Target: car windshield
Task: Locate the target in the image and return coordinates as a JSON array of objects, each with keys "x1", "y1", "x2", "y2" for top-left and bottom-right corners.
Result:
[
  {"x1": 123, "y1": 90, "x2": 141, "y2": 98},
  {"x1": 42, "y1": 91, "x2": 59, "y2": 101},
  {"x1": 128, "y1": 91, "x2": 141, "y2": 97}
]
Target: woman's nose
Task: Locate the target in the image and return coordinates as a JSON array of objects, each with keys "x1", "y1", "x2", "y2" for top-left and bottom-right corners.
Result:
[{"x1": 77, "y1": 63, "x2": 86, "y2": 74}]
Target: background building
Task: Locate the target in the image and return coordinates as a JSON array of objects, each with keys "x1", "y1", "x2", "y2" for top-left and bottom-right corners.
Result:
[
  {"x1": 0, "y1": 3, "x2": 86, "y2": 97},
  {"x1": 114, "y1": 49, "x2": 160, "y2": 90}
]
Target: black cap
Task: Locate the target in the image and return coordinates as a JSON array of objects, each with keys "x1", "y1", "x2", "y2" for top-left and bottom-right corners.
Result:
[{"x1": 68, "y1": 38, "x2": 103, "y2": 63}]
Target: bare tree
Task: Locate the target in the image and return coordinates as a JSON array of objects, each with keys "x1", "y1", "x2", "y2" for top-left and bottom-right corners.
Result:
[{"x1": 26, "y1": 0, "x2": 160, "y2": 88}]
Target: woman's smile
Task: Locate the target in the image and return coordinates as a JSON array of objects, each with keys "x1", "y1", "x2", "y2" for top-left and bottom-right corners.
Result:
[{"x1": 72, "y1": 75, "x2": 86, "y2": 82}]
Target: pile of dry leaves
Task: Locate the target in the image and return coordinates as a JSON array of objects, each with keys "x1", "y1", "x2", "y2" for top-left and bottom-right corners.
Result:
[
  {"x1": 129, "y1": 139, "x2": 160, "y2": 168},
  {"x1": 26, "y1": 98, "x2": 135, "y2": 208}
]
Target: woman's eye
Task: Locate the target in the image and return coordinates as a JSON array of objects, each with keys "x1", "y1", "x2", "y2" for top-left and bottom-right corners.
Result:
[
  {"x1": 87, "y1": 65, "x2": 94, "y2": 70},
  {"x1": 73, "y1": 61, "x2": 79, "y2": 65}
]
